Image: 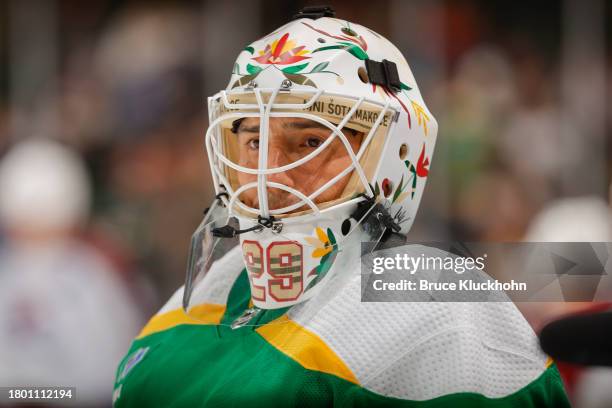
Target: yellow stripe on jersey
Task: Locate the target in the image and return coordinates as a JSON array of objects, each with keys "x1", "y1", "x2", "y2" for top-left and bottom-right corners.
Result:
[
  {"x1": 545, "y1": 356, "x2": 554, "y2": 368},
  {"x1": 136, "y1": 304, "x2": 226, "y2": 339},
  {"x1": 256, "y1": 315, "x2": 359, "y2": 385}
]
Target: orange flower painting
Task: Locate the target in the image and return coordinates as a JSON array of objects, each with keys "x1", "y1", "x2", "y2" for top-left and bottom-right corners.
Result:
[{"x1": 252, "y1": 33, "x2": 310, "y2": 65}]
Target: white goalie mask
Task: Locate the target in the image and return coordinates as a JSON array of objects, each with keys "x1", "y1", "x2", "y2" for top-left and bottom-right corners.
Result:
[{"x1": 183, "y1": 12, "x2": 437, "y2": 317}]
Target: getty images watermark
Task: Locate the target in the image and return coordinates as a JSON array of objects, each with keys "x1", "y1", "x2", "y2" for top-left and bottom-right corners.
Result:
[
  {"x1": 371, "y1": 251, "x2": 526, "y2": 293},
  {"x1": 361, "y1": 242, "x2": 612, "y2": 302}
]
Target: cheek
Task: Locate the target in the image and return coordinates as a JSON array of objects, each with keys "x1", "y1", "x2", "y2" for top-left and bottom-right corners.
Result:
[
  {"x1": 314, "y1": 171, "x2": 353, "y2": 203},
  {"x1": 237, "y1": 171, "x2": 255, "y2": 184},
  {"x1": 236, "y1": 173, "x2": 257, "y2": 198},
  {"x1": 324, "y1": 154, "x2": 352, "y2": 176},
  {"x1": 238, "y1": 149, "x2": 258, "y2": 169},
  {"x1": 303, "y1": 155, "x2": 353, "y2": 202}
]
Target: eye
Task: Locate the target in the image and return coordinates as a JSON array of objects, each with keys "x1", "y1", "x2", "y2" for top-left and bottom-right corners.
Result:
[
  {"x1": 306, "y1": 137, "x2": 323, "y2": 148},
  {"x1": 247, "y1": 138, "x2": 259, "y2": 150}
]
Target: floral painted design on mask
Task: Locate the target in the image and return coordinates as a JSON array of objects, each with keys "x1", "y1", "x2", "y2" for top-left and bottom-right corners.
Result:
[
  {"x1": 374, "y1": 141, "x2": 430, "y2": 205},
  {"x1": 305, "y1": 227, "x2": 336, "y2": 258},
  {"x1": 304, "y1": 227, "x2": 338, "y2": 292},
  {"x1": 304, "y1": 21, "x2": 369, "y2": 60},
  {"x1": 232, "y1": 33, "x2": 341, "y2": 89},
  {"x1": 302, "y1": 21, "x2": 415, "y2": 128},
  {"x1": 253, "y1": 33, "x2": 310, "y2": 65},
  {"x1": 411, "y1": 101, "x2": 431, "y2": 136},
  {"x1": 404, "y1": 143, "x2": 430, "y2": 199}
]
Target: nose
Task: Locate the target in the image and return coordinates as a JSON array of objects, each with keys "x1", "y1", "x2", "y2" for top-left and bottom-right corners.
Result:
[{"x1": 266, "y1": 146, "x2": 294, "y2": 187}]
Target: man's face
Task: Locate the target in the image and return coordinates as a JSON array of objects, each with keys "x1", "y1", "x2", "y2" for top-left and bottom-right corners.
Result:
[{"x1": 233, "y1": 117, "x2": 364, "y2": 212}]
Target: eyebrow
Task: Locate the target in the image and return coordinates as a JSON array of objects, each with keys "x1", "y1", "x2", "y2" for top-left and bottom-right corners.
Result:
[{"x1": 236, "y1": 120, "x2": 357, "y2": 135}]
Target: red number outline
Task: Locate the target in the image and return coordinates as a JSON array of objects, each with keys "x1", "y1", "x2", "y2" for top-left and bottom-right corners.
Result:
[
  {"x1": 242, "y1": 240, "x2": 265, "y2": 301},
  {"x1": 267, "y1": 241, "x2": 303, "y2": 302}
]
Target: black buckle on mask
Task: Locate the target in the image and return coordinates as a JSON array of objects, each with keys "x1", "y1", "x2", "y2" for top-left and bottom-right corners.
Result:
[
  {"x1": 350, "y1": 194, "x2": 401, "y2": 234},
  {"x1": 292, "y1": 5, "x2": 336, "y2": 20},
  {"x1": 365, "y1": 59, "x2": 401, "y2": 92}
]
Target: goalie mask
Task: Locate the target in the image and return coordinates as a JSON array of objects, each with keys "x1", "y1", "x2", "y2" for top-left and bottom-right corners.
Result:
[{"x1": 183, "y1": 11, "x2": 438, "y2": 321}]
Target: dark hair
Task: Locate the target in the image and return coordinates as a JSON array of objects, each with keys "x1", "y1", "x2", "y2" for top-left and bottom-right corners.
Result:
[{"x1": 231, "y1": 118, "x2": 244, "y2": 134}]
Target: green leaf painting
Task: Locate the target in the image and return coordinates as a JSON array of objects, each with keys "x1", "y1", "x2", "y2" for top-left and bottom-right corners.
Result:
[
  {"x1": 281, "y1": 63, "x2": 309, "y2": 74},
  {"x1": 231, "y1": 73, "x2": 258, "y2": 89},
  {"x1": 309, "y1": 62, "x2": 329, "y2": 73},
  {"x1": 246, "y1": 64, "x2": 263, "y2": 75}
]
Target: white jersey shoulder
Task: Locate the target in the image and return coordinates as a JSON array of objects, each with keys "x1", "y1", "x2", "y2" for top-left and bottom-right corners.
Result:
[{"x1": 288, "y1": 244, "x2": 549, "y2": 401}]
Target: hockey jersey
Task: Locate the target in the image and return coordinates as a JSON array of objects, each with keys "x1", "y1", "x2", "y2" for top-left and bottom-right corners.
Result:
[{"x1": 112, "y1": 245, "x2": 570, "y2": 407}]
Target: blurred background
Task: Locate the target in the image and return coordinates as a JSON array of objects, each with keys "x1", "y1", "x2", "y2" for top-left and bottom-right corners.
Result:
[{"x1": 0, "y1": 0, "x2": 610, "y2": 406}]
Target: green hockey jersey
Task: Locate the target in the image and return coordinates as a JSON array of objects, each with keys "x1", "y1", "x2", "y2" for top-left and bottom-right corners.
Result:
[{"x1": 113, "y1": 246, "x2": 570, "y2": 407}]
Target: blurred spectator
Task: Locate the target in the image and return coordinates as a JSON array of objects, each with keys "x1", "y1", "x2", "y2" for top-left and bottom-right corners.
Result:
[
  {"x1": 80, "y1": 5, "x2": 213, "y2": 297},
  {"x1": 94, "y1": 5, "x2": 203, "y2": 141},
  {"x1": 455, "y1": 170, "x2": 537, "y2": 240},
  {"x1": 496, "y1": 48, "x2": 562, "y2": 206},
  {"x1": 0, "y1": 139, "x2": 143, "y2": 405},
  {"x1": 99, "y1": 122, "x2": 213, "y2": 298},
  {"x1": 522, "y1": 195, "x2": 612, "y2": 407},
  {"x1": 525, "y1": 196, "x2": 612, "y2": 243},
  {"x1": 520, "y1": 195, "x2": 612, "y2": 328},
  {"x1": 435, "y1": 45, "x2": 515, "y2": 201}
]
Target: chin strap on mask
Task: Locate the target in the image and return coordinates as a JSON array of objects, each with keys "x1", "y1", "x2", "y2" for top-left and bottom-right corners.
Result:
[
  {"x1": 203, "y1": 191, "x2": 229, "y2": 216},
  {"x1": 212, "y1": 215, "x2": 281, "y2": 238}
]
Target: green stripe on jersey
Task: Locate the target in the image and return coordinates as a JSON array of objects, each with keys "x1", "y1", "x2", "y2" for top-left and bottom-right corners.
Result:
[{"x1": 113, "y1": 270, "x2": 570, "y2": 408}]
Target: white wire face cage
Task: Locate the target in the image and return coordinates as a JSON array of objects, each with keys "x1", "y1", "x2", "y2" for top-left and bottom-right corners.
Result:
[{"x1": 205, "y1": 86, "x2": 398, "y2": 223}]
